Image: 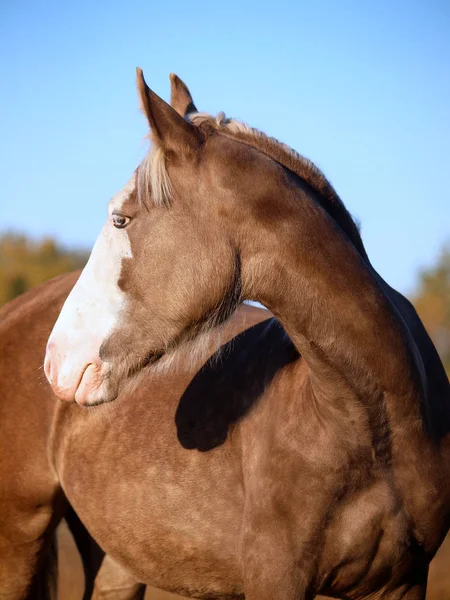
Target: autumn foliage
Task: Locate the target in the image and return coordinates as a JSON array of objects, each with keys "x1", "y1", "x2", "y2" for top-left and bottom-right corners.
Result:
[
  {"x1": 0, "y1": 233, "x2": 88, "y2": 306},
  {"x1": 413, "y1": 246, "x2": 450, "y2": 375}
]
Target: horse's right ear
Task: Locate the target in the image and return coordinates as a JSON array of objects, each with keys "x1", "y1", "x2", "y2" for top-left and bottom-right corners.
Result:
[
  {"x1": 170, "y1": 73, "x2": 198, "y2": 117},
  {"x1": 136, "y1": 68, "x2": 203, "y2": 155}
]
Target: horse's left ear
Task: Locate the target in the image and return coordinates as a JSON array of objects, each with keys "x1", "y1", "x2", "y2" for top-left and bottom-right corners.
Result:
[
  {"x1": 136, "y1": 68, "x2": 203, "y2": 155},
  {"x1": 170, "y1": 73, "x2": 197, "y2": 117}
]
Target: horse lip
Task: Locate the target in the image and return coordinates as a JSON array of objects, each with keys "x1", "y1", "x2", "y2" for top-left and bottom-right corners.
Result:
[
  {"x1": 73, "y1": 351, "x2": 165, "y2": 407},
  {"x1": 48, "y1": 361, "x2": 91, "y2": 404},
  {"x1": 78, "y1": 362, "x2": 93, "y2": 386},
  {"x1": 74, "y1": 362, "x2": 104, "y2": 406}
]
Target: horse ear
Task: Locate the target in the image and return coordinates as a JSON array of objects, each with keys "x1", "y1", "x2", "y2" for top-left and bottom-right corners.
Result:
[
  {"x1": 136, "y1": 68, "x2": 203, "y2": 154},
  {"x1": 170, "y1": 73, "x2": 198, "y2": 117}
]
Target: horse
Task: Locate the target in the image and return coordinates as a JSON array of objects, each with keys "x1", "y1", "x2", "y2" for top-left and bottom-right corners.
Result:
[
  {"x1": 42, "y1": 68, "x2": 450, "y2": 600},
  {"x1": 2, "y1": 70, "x2": 449, "y2": 599}
]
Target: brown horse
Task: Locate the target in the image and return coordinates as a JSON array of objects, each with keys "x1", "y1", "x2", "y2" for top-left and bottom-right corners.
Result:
[
  {"x1": 42, "y1": 70, "x2": 450, "y2": 598},
  {"x1": 2, "y1": 71, "x2": 449, "y2": 599}
]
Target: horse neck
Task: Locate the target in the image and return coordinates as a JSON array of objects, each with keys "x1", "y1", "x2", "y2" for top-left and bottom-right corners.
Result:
[
  {"x1": 235, "y1": 168, "x2": 450, "y2": 539},
  {"x1": 240, "y1": 176, "x2": 422, "y2": 408}
]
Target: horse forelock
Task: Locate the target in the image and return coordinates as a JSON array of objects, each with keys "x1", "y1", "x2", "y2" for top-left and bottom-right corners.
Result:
[
  {"x1": 137, "y1": 111, "x2": 365, "y2": 256},
  {"x1": 137, "y1": 144, "x2": 172, "y2": 208}
]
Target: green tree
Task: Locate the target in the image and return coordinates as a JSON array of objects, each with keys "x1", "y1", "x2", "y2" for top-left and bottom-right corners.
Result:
[{"x1": 0, "y1": 233, "x2": 88, "y2": 306}]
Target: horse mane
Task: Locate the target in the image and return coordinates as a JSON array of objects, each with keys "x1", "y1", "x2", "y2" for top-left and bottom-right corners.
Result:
[{"x1": 138, "y1": 111, "x2": 367, "y2": 259}]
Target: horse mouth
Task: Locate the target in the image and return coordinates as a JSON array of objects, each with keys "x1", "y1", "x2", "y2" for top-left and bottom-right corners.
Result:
[
  {"x1": 74, "y1": 362, "x2": 109, "y2": 406},
  {"x1": 73, "y1": 349, "x2": 166, "y2": 408}
]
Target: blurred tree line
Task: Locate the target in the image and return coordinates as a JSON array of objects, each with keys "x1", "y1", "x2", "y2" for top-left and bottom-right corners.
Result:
[
  {"x1": 0, "y1": 233, "x2": 88, "y2": 306},
  {"x1": 0, "y1": 232, "x2": 448, "y2": 374},
  {"x1": 412, "y1": 246, "x2": 450, "y2": 374}
]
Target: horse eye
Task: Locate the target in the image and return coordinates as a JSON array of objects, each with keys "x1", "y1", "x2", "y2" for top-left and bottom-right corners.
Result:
[{"x1": 112, "y1": 214, "x2": 130, "y2": 229}]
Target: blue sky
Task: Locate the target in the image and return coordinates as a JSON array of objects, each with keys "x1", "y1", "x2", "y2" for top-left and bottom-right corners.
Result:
[{"x1": 1, "y1": 0, "x2": 449, "y2": 294}]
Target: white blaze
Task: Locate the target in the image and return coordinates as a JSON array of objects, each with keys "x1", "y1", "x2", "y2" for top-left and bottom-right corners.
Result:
[{"x1": 45, "y1": 174, "x2": 135, "y2": 403}]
